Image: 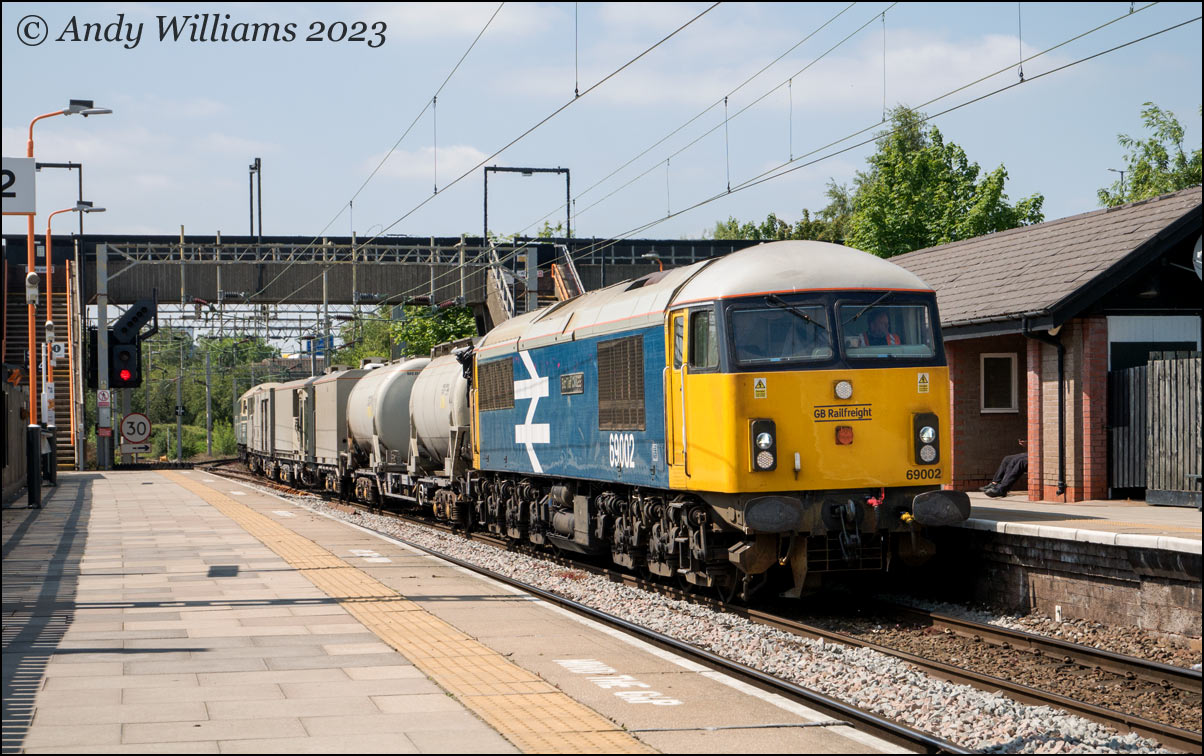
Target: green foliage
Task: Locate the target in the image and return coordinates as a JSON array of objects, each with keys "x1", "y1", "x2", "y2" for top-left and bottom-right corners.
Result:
[
  {"x1": 330, "y1": 308, "x2": 394, "y2": 366},
  {"x1": 711, "y1": 106, "x2": 1044, "y2": 258},
  {"x1": 330, "y1": 304, "x2": 477, "y2": 365},
  {"x1": 1098, "y1": 102, "x2": 1202, "y2": 207},
  {"x1": 845, "y1": 106, "x2": 1044, "y2": 257},
  {"x1": 390, "y1": 305, "x2": 476, "y2": 358},
  {"x1": 212, "y1": 423, "x2": 238, "y2": 455},
  {"x1": 81, "y1": 331, "x2": 279, "y2": 466},
  {"x1": 149, "y1": 424, "x2": 211, "y2": 460},
  {"x1": 711, "y1": 182, "x2": 851, "y2": 244}
]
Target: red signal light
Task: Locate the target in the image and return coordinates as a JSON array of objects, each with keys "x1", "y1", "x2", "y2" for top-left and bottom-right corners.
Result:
[{"x1": 119, "y1": 369, "x2": 132, "y2": 382}]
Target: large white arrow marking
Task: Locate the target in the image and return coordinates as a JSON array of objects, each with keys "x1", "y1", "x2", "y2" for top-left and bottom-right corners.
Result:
[{"x1": 514, "y1": 351, "x2": 550, "y2": 473}]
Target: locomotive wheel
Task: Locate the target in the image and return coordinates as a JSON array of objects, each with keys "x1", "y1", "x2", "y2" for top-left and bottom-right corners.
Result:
[{"x1": 715, "y1": 576, "x2": 741, "y2": 604}]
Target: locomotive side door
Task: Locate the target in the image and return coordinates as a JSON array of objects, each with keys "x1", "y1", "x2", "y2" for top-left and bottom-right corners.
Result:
[{"x1": 666, "y1": 309, "x2": 689, "y2": 485}]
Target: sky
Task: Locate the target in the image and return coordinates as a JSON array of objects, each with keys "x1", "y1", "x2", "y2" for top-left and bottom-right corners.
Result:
[{"x1": 3, "y1": 2, "x2": 1202, "y2": 245}]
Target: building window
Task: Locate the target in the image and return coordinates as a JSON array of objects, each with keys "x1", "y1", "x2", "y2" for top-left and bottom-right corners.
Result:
[
  {"x1": 981, "y1": 353, "x2": 1017, "y2": 413},
  {"x1": 598, "y1": 335, "x2": 645, "y2": 430},
  {"x1": 478, "y1": 358, "x2": 514, "y2": 411}
]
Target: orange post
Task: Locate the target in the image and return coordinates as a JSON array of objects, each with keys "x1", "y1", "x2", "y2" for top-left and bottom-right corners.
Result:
[{"x1": 66, "y1": 260, "x2": 75, "y2": 447}]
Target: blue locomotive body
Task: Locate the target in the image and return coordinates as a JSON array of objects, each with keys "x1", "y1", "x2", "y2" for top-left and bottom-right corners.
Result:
[{"x1": 475, "y1": 325, "x2": 669, "y2": 489}]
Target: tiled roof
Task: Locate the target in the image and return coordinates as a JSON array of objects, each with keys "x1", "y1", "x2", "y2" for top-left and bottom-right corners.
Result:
[{"x1": 891, "y1": 187, "x2": 1202, "y2": 328}]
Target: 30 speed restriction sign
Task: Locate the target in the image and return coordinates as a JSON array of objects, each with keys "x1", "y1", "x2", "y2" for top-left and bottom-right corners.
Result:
[{"x1": 120, "y1": 413, "x2": 152, "y2": 444}]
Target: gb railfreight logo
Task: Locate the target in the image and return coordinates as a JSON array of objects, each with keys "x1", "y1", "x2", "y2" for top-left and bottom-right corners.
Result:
[{"x1": 17, "y1": 13, "x2": 387, "y2": 49}]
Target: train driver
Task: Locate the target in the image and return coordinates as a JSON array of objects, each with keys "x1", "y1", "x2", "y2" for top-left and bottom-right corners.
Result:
[{"x1": 860, "y1": 310, "x2": 901, "y2": 346}]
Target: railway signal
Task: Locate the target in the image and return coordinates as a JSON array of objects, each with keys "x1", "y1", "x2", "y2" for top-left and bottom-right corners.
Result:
[{"x1": 109, "y1": 341, "x2": 141, "y2": 388}]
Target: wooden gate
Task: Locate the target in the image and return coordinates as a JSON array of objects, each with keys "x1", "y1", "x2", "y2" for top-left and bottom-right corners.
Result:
[
  {"x1": 1146, "y1": 351, "x2": 1201, "y2": 508},
  {"x1": 1108, "y1": 364, "x2": 1147, "y2": 492}
]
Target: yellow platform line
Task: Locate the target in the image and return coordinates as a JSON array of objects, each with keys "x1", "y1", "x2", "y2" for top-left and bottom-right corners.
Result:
[{"x1": 161, "y1": 471, "x2": 654, "y2": 754}]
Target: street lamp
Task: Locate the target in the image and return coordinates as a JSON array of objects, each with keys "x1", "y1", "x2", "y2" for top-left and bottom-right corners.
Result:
[
  {"x1": 1108, "y1": 168, "x2": 1127, "y2": 198},
  {"x1": 24, "y1": 100, "x2": 111, "y2": 429},
  {"x1": 249, "y1": 157, "x2": 262, "y2": 247},
  {"x1": 44, "y1": 201, "x2": 105, "y2": 425},
  {"x1": 21, "y1": 100, "x2": 109, "y2": 503},
  {"x1": 641, "y1": 253, "x2": 663, "y2": 272}
]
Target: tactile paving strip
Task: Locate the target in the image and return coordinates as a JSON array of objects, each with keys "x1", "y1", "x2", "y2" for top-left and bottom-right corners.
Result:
[{"x1": 162, "y1": 471, "x2": 655, "y2": 754}]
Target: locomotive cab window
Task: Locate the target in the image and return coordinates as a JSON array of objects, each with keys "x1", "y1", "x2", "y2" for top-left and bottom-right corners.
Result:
[
  {"x1": 839, "y1": 302, "x2": 936, "y2": 359},
  {"x1": 688, "y1": 309, "x2": 718, "y2": 370},
  {"x1": 729, "y1": 299, "x2": 832, "y2": 366}
]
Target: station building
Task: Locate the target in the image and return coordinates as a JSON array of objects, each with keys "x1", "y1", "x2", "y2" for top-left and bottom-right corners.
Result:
[{"x1": 893, "y1": 186, "x2": 1202, "y2": 504}]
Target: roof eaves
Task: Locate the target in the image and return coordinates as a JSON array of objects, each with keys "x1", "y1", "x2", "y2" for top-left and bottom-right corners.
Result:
[{"x1": 1043, "y1": 201, "x2": 1203, "y2": 326}]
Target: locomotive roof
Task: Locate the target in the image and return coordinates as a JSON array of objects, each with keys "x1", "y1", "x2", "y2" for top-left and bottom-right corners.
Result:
[{"x1": 476, "y1": 240, "x2": 932, "y2": 356}]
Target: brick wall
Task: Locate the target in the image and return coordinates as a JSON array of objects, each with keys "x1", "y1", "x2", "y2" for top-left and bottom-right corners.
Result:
[
  {"x1": 945, "y1": 336, "x2": 1028, "y2": 491},
  {"x1": 923, "y1": 528, "x2": 1202, "y2": 643},
  {"x1": 1080, "y1": 317, "x2": 1109, "y2": 500},
  {"x1": 1030, "y1": 317, "x2": 1109, "y2": 502},
  {"x1": 1026, "y1": 339, "x2": 1043, "y2": 501}
]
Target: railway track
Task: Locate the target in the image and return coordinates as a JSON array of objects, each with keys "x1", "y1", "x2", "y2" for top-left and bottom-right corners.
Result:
[{"x1": 201, "y1": 461, "x2": 1201, "y2": 753}]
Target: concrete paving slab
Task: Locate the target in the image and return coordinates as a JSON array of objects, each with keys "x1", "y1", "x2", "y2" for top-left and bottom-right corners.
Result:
[
  {"x1": 122, "y1": 717, "x2": 308, "y2": 744},
  {"x1": 279, "y1": 677, "x2": 443, "y2": 699},
  {"x1": 635, "y1": 725, "x2": 873, "y2": 754},
  {"x1": 24, "y1": 742, "x2": 220, "y2": 754},
  {"x1": 298, "y1": 710, "x2": 495, "y2": 736},
  {"x1": 121, "y1": 683, "x2": 286, "y2": 704},
  {"x1": 213, "y1": 733, "x2": 418, "y2": 754},
  {"x1": 32, "y1": 702, "x2": 208, "y2": 726},
  {"x1": 205, "y1": 696, "x2": 382, "y2": 720}
]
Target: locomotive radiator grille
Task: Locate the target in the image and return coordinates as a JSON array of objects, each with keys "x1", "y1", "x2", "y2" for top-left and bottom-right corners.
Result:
[
  {"x1": 162, "y1": 471, "x2": 653, "y2": 754},
  {"x1": 598, "y1": 334, "x2": 645, "y2": 431}
]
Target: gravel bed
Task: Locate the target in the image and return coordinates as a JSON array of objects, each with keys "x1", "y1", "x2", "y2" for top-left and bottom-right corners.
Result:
[
  {"x1": 880, "y1": 595, "x2": 1202, "y2": 671},
  {"x1": 813, "y1": 614, "x2": 1201, "y2": 731},
  {"x1": 231, "y1": 487, "x2": 1175, "y2": 755}
]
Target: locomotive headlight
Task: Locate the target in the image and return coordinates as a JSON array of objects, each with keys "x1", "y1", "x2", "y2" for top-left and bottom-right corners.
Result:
[
  {"x1": 750, "y1": 419, "x2": 777, "y2": 471},
  {"x1": 912, "y1": 412, "x2": 940, "y2": 465},
  {"x1": 834, "y1": 380, "x2": 853, "y2": 400}
]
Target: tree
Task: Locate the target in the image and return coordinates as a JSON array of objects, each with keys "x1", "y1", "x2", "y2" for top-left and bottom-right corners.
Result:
[
  {"x1": 711, "y1": 181, "x2": 850, "y2": 244},
  {"x1": 710, "y1": 106, "x2": 1043, "y2": 257},
  {"x1": 845, "y1": 106, "x2": 1044, "y2": 257},
  {"x1": 1098, "y1": 102, "x2": 1202, "y2": 207},
  {"x1": 329, "y1": 304, "x2": 477, "y2": 365},
  {"x1": 390, "y1": 305, "x2": 476, "y2": 358},
  {"x1": 330, "y1": 308, "x2": 394, "y2": 366}
]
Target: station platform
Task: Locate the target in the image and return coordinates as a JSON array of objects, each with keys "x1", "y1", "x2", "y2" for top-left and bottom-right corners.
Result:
[
  {"x1": 958, "y1": 491, "x2": 1202, "y2": 553},
  {"x1": 3, "y1": 471, "x2": 898, "y2": 755}
]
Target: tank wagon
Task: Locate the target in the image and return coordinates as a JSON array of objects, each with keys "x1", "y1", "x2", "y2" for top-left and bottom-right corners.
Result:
[{"x1": 239, "y1": 240, "x2": 970, "y2": 599}]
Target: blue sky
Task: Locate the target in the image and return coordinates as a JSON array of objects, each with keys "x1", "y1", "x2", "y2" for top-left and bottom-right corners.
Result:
[{"x1": 4, "y1": 2, "x2": 1201, "y2": 243}]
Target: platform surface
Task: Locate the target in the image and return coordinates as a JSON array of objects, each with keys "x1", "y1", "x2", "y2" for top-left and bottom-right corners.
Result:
[
  {"x1": 3, "y1": 471, "x2": 900, "y2": 754},
  {"x1": 957, "y1": 490, "x2": 1202, "y2": 553}
]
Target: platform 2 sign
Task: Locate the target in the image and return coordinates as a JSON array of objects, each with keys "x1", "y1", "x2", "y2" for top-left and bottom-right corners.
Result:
[{"x1": 2, "y1": 157, "x2": 35, "y2": 215}]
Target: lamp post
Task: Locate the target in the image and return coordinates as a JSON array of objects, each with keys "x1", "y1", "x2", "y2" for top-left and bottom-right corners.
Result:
[
  {"x1": 1108, "y1": 168, "x2": 1127, "y2": 198},
  {"x1": 23, "y1": 100, "x2": 110, "y2": 502},
  {"x1": 44, "y1": 201, "x2": 104, "y2": 431},
  {"x1": 641, "y1": 253, "x2": 663, "y2": 272},
  {"x1": 249, "y1": 158, "x2": 262, "y2": 247},
  {"x1": 25, "y1": 100, "x2": 110, "y2": 426}
]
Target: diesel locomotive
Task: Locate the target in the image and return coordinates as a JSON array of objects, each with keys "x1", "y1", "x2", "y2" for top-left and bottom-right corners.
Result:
[{"x1": 238, "y1": 240, "x2": 970, "y2": 600}]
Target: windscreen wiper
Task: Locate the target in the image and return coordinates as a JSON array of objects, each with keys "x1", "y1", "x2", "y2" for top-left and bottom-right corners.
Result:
[
  {"x1": 842, "y1": 291, "x2": 894, "y2": 325},
  {"x1": 765, "y1": 294, "x2": 827, "y2": 331}
]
